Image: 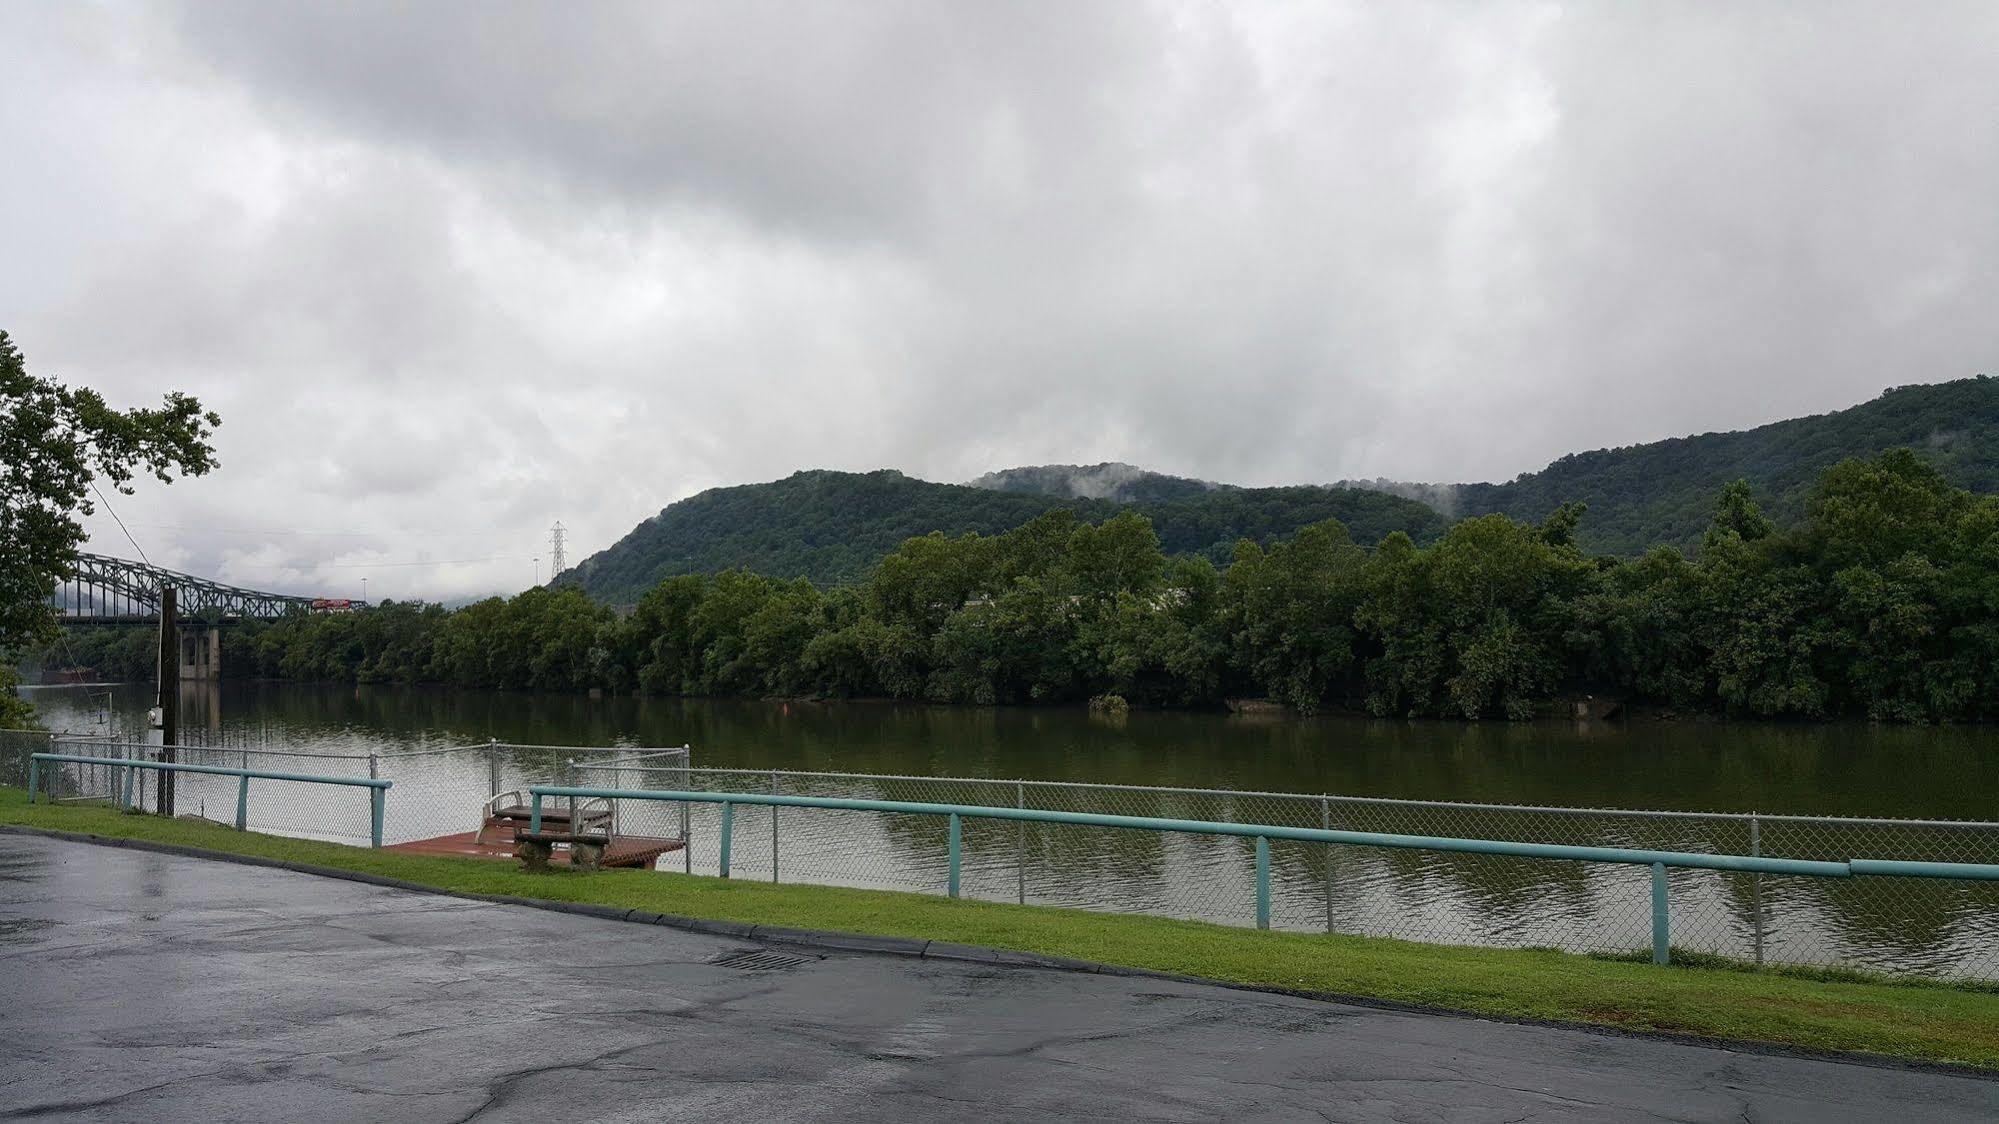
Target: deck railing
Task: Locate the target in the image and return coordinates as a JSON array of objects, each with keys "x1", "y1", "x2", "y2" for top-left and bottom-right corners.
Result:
[
  {"x1": 29, "y1": 753, "x2": 393, "y2": 848},
  {"x1": 529, "y1": 784, "x2": 1999, "y2": 966}
]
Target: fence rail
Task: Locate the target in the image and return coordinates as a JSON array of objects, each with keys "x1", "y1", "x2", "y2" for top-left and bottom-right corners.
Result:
[
  {"x1": 29, "y1": 752, "x2": 392, "y2": 847},
  {"x1": 530, "y1": 784, "x2": 1998, "y2": 967},
  {"x1": 7, "y1": 731, "x2": 1999, "y2": 981}
]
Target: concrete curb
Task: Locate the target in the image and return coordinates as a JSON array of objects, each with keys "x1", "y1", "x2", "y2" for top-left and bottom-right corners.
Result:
[{"x1": 3, "y1": 822, "x2": 1994, "y2": 1081}]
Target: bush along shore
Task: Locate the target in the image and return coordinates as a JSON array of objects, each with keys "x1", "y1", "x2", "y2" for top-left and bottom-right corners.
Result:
[{"x1": 46, "y1": 449, "x2": 1999, "y2": 723}]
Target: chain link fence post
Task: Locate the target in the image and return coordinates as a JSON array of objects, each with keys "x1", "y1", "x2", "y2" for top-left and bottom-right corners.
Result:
[
  {"x1": 771, "y1": 769, "x2": 780, "y2": 884},
  {"x1": 1015, "y1": 780, "x2": 1027, "y2": 905},
  {"x1": 1321, "y1": 796, "x2": 1335, "y2": 934},
  {"x1": 1750, "y1": 812, "x2": 1765, "y2": 967}
]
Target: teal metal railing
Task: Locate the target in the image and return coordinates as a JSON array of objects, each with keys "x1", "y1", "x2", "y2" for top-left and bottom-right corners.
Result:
[
  {"x1": 29, "y1": 752, "x2": 394, "y2": 848},
  {"x1": 529, "y1": 785, "x2": 1999, "y2": 965}
]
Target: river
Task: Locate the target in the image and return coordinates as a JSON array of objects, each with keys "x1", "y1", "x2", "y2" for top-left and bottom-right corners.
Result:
[{"x1": 20, "y1": 679, "x2": 1999, "y2": 818}]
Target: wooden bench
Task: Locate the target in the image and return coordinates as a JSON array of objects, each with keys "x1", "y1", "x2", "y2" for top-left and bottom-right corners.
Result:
[
  {"x1": 515, "y1": 830, "x2": 613, "y2": 872},
  {"x1": 476, "y1": 790, "x2": 612, "y2": 845}
]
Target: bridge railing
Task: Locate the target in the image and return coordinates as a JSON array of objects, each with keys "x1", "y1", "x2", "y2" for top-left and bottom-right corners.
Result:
[
  {"x1": 29, "y1": 752, "x2": 391, "y2": 847},
  {"x1": 531, "y1": 784, "x2": 1999, "y2": 970}
]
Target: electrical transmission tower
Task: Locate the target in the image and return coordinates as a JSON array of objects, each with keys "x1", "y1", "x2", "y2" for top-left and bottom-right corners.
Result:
[{"x1": 548, "y1": 522, "x2": 567, "y2": 578}]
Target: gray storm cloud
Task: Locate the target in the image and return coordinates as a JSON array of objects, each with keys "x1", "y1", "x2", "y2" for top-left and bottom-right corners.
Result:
[{"x1": 3, "y1": 0, "x2": 1995, "y2": 599}]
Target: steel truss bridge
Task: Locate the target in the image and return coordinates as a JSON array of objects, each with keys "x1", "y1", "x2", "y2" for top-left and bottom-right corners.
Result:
[{"x1": 54, "y1": 553, "x2": 340, "y2": 625}]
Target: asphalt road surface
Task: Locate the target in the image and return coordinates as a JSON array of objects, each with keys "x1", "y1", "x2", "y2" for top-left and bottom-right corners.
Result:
[{"x1": 0, "y1": 834, "x2": 1992, "y2": 1122}]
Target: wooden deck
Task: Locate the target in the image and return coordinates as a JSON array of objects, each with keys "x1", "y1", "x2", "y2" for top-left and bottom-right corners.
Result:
[{"x1": 386, "y1": 818, "x2": 684, "y2": 869}]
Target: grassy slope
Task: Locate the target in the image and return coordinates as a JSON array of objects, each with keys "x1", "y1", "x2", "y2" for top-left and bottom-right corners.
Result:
[{"x1": 5, "y1": 788, "x2": 1996, "y2": 1070}]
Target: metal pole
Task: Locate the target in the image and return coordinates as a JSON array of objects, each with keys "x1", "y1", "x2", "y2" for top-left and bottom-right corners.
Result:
[
  {"x1": 1320, "y1": 796, "x2": 1334, "y2": 935},
  {"x1": 1255, "y1": 836, "x2": 1271, "y2": 930},
  {"x1": 948, "y1": 812, "x2": 963, "y2": 899},
  {"x1": 719, "y1": 801, "x2": 733, "y2": 879},
  {"x1": 1750, "y1": 813, "x2": 1765, "y2": 967},
  {"x1": 368, "y1": 753, "x2": 378, "y2": 781},
  {"x1": 529, "y1": 792, "x2": 543, "y2": 833},
  {"x1": 770, "y1": 770, "x2": 780, "y2": 884},
  {"x1": 370, "y1": 787, "x2": 385, "y2": 849},
  {"x1": 682, "y1": 748, "x2": 692, "y2": 875},
  {"x1": 1015, "y1": 780, "x2": 1026, "y2": 905},
  {"x1": 488, "y1": 738, "x2": 500, "y2": 799},
  {"x1": 26, "y1": 757, "x2": 37, "y2": 804},
  {"x1": 1651, "y1": 862, "x2": 1670, "y2": 965},
  {"x1": 156, "y1": 586, "x2": 178, "y2": 816},
  {"x1": 121, "y1": 764, "x2": 136, "y2": 810},
  {"x1": 235, "y1": 774, "x2": 249, "y2": 830}
]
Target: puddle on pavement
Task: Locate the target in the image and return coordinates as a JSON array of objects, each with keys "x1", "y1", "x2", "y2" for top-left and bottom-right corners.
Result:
[{"x1": 0, "y1": 917, "x2": 58, "y2": 944}]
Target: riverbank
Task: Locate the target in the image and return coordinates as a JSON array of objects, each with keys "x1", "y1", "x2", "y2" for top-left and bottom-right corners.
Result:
[{"x1": 4, "y1": 787, "x2": 1996, "y2": 1070}]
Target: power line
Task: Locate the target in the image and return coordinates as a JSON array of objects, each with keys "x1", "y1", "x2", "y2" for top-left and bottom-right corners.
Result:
[
  {"x1": 224, "y1": 555, "x2": 533, "y2": 572},
  {"x1": 88, "y1": 482, "x2": 151, "y2": 566},
  {"x1": 95, "y1": 520, "x2": 502, "y2": 540}
]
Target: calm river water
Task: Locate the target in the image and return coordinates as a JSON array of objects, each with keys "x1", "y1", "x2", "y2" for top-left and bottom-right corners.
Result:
[
  {"x1": 19, "y1": 680, "x2": 1999, "y2": 979},
  {"x1": 23, "y1": 679, "x2": 1999, "y2": 818}
]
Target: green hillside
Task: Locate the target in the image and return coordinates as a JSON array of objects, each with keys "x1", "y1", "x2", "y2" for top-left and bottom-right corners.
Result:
[
  {"x1": 966, "y1": 462, "x2": 1221, "y2": 504},
  {"x1": 563, "y1": 469, "x2": 1447, "y2": 600},
  {"x1": 565, "y1": 377, "x2": 1999, "y2": 601},
  {"x1": 1456, "y1": 376, "x2": 1999, "y2": 553}
]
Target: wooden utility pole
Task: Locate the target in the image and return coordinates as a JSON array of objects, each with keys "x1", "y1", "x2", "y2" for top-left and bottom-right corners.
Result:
[{"x1": 155, "y1": 586, "x2": 178, "y2": 816}]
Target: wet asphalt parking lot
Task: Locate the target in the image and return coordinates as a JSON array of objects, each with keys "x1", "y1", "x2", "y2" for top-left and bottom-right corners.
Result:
[{"x1": 0, "y1": 832, "x2": 1993, "y2": 1122}]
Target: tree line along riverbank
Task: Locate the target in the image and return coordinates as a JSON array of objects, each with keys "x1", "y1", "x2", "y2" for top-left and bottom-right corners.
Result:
[{"x1": 39, "y1": 449, "x2": 1999, "y2": 723}]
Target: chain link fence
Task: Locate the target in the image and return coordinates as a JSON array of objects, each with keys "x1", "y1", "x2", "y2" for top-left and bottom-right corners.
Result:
[
  {"x1": 16, "y1": 737, "x2": 690, "y2": 849},
  {"x1": 0, "y1": 729, "x2": 56, "y2": 790},
  {"x1": 565, "y1": 764, "x2": 1999, "y2": 982},
  {"x1": 8, "y1": 731, "x2": 1995, "y2": 982}
]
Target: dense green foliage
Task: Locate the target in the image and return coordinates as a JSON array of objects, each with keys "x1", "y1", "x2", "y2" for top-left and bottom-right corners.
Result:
[
  {"x1": 75, "y1": 450, "x2": 1994, "y2": 723},
  {"x1": 566, "y1": 378, "x2": 1999, "y2": 599},
  {"x1": 562, "y1": 469, "x2": 1447, "y2": 599},
  {"x1": 968, "y1": 462, "x2": 1222, "y2": 504},
  {"x1": 1, "y1": 329, "x2": 219, "y2": 724},
  {"x1": 1458, "y1": 376, "x2": 1999, "y2": 555},
  {"x1": 0, "y1": 667, "x2": 35, "y2": 728}
]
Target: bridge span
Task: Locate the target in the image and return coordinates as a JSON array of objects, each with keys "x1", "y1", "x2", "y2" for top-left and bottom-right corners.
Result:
[
  {"x1": 52, "y1": 553, "x2": 359, "y2": 679},
  {"x1": 54, "y1": 553, "x2": 356, "y2": 625}
]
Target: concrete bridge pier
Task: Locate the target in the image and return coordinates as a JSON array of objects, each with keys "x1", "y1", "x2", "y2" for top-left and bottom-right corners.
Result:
[{"x1": 177, "y1": 626, "x2": 222, "y2": 681}]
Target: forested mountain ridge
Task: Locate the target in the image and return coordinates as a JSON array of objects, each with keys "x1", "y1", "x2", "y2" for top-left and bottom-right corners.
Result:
[
  {"x1": 562, "y1": 469, "x2": 1447, "y2": 601},
  {"x1": 564, "y1": 376, "x2": 1998, "y2": 600},
  {"x1": 113, "y1": 446, "x2": 1999, "y2": 723},
  {"x1": 1453, "y1": 376, "x2": 1999, "y2": 553},
  {"x1": 966, "y1": 462, "x2": 1219, "y2": 504}
]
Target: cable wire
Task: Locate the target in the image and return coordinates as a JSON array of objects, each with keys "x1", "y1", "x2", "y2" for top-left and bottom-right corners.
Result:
[{"x1": 89, "y1": 482, "x2": 151, "y2": 566}]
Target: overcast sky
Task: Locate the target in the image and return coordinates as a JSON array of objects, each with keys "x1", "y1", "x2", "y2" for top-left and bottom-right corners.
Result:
[{"x1": 5, "y1": 2, "x2": 1996, "y2": 600}]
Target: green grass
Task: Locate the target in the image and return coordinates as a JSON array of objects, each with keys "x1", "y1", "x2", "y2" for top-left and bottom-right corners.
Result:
[{"x1": 5, "y1": 788, "x2": 1997, "y2": 1070}]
